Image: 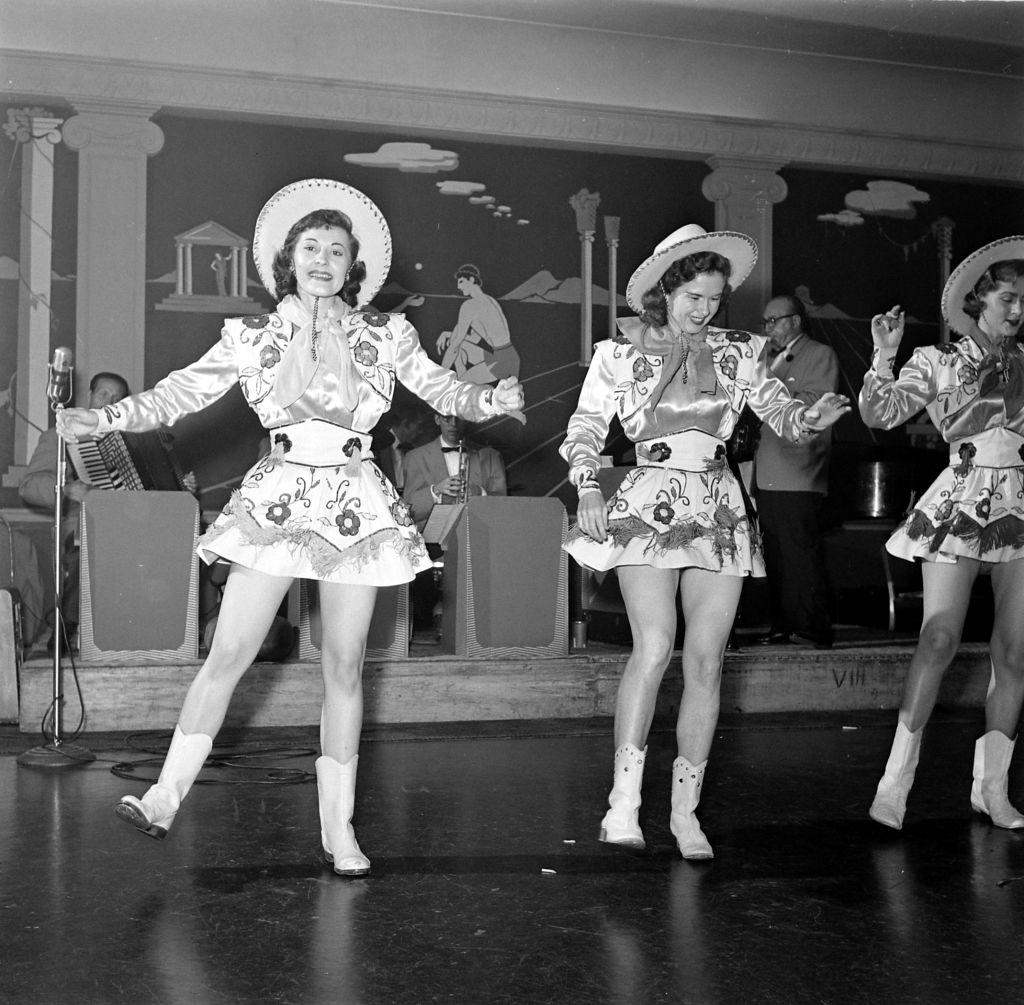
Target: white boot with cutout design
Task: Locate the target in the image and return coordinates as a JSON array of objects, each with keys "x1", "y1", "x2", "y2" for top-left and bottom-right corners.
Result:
[
  {"x1": 670, "y1": 756, "x2": 714, "y2": 860},
  {"x1": 599, "y1": 744, "x2": 647, "y2": 849}
]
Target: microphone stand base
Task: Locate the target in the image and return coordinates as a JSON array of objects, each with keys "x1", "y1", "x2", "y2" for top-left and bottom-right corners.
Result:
[{"x1": 18, "y1": 742, "x2": 96, "y2": 770}]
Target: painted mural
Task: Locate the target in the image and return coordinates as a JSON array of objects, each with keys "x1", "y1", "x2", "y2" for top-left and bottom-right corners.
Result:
[{"x1": 1, "y1": 109, "x2": 1022, "y2": 517}]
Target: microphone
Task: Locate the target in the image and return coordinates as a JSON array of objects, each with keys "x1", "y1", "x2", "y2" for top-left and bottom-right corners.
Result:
[{"x1": 46, "y1": 346, "x2": 74, "y2": 406}]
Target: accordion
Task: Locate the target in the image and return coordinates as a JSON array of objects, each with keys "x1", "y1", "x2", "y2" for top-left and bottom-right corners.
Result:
[{"x1": 66, "y1": 429, "x2": 188, "y2": 492}]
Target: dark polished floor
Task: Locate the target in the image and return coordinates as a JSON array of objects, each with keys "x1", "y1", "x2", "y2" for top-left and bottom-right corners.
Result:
[{"x1": 2, "y1": 711, "x2": 1023, "y2": 1005}]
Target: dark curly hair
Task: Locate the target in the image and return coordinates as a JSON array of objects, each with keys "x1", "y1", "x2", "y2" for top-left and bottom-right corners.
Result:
[
  {"x1": 271, "y1": 209, "x2": 367, "y2": 306},
  {"x1": 963, "y1": 259, "x2": 1024, "y2": 320},
  {"x1": 639, "y1": 250, "x2": 732, "y2": 328}
]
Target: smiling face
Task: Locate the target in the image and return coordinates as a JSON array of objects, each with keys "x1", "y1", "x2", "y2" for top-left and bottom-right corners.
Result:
[
  {"x1": 977, "y1": 277, "x2": 1024, "y2": 341},
  {"x1": 290, "y1": 225, "x2": 353, "y2": 307},
  {"x1": 667, "y1": 271, "x2": 727, "y2": 335}
]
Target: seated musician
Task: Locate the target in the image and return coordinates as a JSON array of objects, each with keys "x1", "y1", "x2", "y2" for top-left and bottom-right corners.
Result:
[{"x1": 19, "y1": 372, "x2": 130, "y2": 648}]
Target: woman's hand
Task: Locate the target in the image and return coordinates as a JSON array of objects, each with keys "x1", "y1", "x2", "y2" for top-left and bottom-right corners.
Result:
[
  {"x1": 802, "y1": 392, "x2": 851, "y2": 431},
  {"x1": 870, "y1": 305, "x2": 905, "y2": 350},
  {"x1": 493, "y1": 376, "x2": 525, "y2": 415},
  {"x1": 55, "y1": 408, "x2": 99, "y2": 443},
  {"x1": 576, "y1": 489, "x2": 609, "y2": 543}
]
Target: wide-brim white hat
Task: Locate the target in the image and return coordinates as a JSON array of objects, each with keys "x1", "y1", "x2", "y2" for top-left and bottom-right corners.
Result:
[
  {"x1": 253, "y1": 178, "x2": 392, "y2": 306},
  {"x1": 625, "y1": 223, "x2": 758, "y2": 313},
  {"x1": 941, "y1": 235, "x2": 1024, "y2": 337}
]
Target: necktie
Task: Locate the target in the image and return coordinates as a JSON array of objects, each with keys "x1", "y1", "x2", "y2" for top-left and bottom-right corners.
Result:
[{"x1": 441, "y1": 446, "x2": 461, "y2": 453}]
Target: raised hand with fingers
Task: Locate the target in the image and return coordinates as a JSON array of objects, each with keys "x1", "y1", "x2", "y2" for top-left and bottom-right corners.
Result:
[
  {"x1": 802, "y1": 391, "x2": 851, "y2": 432},
  {"x1": 870, "y1": 305, "x2": 905, "y2": 350}
]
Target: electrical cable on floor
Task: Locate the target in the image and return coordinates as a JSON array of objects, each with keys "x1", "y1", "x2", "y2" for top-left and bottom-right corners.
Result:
[{"x1": 110, "y1": 730, "x2": 318, "y2": 785}]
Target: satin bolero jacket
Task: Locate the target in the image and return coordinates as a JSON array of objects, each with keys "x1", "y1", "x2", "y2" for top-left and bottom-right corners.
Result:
[
  {"x1": 859, "y1": 335, "x2": 1024, "y2": 444},
  {"x1": 560, "y1": 321, "x2": 811, "y2": 484},
  {"x1": 91, "y1": 296, "x2": 497, "y2": 437}
]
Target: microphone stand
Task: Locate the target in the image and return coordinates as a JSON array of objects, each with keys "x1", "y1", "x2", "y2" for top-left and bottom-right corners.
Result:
[{"x1": 19, "y1": 381, "x2": 96, "y2": 769}]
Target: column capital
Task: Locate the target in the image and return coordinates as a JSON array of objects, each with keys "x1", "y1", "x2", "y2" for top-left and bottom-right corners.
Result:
[
  {"x1": 63, "y1": 103, "x2": 164, "y2": 157},
  {"x1": 3, "y1": 107, "x2": 63, "y2": 146},
  {"x1": 702, "y1": 156, "x2": 788, "y2": 207}
]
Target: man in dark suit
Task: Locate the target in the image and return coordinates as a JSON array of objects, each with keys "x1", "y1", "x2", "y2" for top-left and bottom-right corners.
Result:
[
  {"x1": 755, "y1": 295, "x2": 839, "y2": 649},
  {"x1": 402, "y1": 412, "x2": 508, "y2": 635},
  {"x1": 402, "y1": 412, "x2": 507, "y2": 531}
]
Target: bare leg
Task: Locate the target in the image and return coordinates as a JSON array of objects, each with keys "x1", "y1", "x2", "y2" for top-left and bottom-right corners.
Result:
[
  {"x1": 317, "y1": 582, "x2": 378, "y2": 761},
  {"x1": 869, "y1": 559, "x2": 977, "y2": 830},
  {"x1": 676, "y1": 569, "x2": 743, "y2": 763},
  {"x1": 614, "y1": 566, "x2": 681, "y2": 748},
  {"x1": 315, "y1": 582, "x2": 378, "y2": 875},
  {"x1": 177, "y1": 564, "x2": 292, "y2": 736},
  {"x1": 985, "y1": 560, "x2": 1024, "y2": 737},
  {"x1": 898, "y1": 561, "x2": 978, "y2": 731}
]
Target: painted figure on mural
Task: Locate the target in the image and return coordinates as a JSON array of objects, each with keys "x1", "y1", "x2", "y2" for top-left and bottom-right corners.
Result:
[
  {"x1": 860, "y1": 235, "x2": 1024, "y2": 832},
  {"x1": 561, "y1": 224, "x2": 849, "y2": 860},
  {"x1": 436, "y1": 264, "x2": 520, "y2": 383},
  {"x1": 55, "y1": 178, "x2": 525, "y2": 876},
  {"x1": 211, "y1": 251, "x2": 229, "y2": 297}
]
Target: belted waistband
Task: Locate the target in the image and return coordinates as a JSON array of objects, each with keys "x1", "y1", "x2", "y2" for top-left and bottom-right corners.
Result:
[
  {"x1": 635, "y1": 429, "x2": 728, "y2": 471},
  {"x1": 948, "y1": 428, "x2": 1024, "y2": 469},
  {"x1": 267, "y1": 419, "x2": 369, "y2": 473}
]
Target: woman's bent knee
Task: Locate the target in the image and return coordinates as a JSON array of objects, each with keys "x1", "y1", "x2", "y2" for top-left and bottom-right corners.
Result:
[
  {"x1": 683, "y1": 654, "x2": 723, "y2": 692},
  {"x1": 917, "y1": 622, "x2": 961, "y2": 663}
]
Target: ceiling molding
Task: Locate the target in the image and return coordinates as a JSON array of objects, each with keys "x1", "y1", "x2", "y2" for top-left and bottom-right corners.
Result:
[{"x1": 3, "y1": 51, "x2": 1021, "y2": 186}]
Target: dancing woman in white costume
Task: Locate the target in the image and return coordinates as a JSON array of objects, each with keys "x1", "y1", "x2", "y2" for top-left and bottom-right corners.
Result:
[
  {"x1": 57, "y1": 179, "x2": 524, "y2": 875},
  {"x1": 860, "y1": 236, "x2": 1024, "y2": 831},
  {"x1": 560, "y1": 224, "x2": 848, "y2": 859}
]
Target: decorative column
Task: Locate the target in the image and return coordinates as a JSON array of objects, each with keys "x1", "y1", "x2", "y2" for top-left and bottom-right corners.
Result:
[
  {"x1": 4, "y1": 108, "x2": 63, "y2": 482},
  {"x1": 604, "y1": 216, "x2": 621, "y2": 342},
  {"x1": 570, "y1": 189, "x2": 601, "y2": 366},
  {"x1": 932, "y1": 216, "x2": 956, "y2": 345},
  {"x1": 62, "y1": 103, "x2": 164, "y2": 394},
  {"x1": 702, "y1": 157, "x2": 788, "y2": 332}
]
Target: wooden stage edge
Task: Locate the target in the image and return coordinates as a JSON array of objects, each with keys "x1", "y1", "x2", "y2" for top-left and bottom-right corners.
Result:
[{"x1": 14, "y1": 640, "x2": 992, "y2": 734}]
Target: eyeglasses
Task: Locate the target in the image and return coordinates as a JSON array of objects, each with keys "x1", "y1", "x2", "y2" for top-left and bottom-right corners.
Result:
[{"x1": 761, "y1": 313, "x2": 798, "y2": 328}]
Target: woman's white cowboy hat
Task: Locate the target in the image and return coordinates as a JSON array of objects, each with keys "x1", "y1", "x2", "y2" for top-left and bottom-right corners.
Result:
[
  {"x1": 625, "y1": 223, "x2": 758, "y2": 313},
  {"x1": 253, "y1": 178, "x2": 392, "y2": 307},
  {"x1": 941, "y1": 235, "x2": 1024, "y2": 338}
]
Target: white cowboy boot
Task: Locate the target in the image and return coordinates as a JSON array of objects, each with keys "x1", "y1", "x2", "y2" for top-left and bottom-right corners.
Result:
[
  {"x1": 599, "y1": 744, "x2": 647, "y2": 849},
  {"x1": 115, "y1": 725, "x2": 213, "y2": 839},
  {"x1": 869, "y1": 720, "x2": 922, "y2": 830},
  {"x1": 316, "y1": 754, "x2": 371, "y2": 876},
  {"x1": 670, "y1": 756, "x2": 713, "y2": 860},
  {"x1": 971, "y1": 731, "x2": 1024, "y2": 829}
]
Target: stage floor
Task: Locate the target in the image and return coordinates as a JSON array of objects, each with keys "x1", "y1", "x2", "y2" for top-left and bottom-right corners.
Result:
[
  {"x1": 12, "y1": 624, "x2": 993, "y2": 735},
  {"x1": 2, "y1": 711, "x2": 1022, "y2": 1004}
]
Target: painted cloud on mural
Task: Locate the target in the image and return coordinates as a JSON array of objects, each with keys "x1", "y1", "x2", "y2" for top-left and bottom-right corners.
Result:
[
  {"x1": 817, "y1": 209, "x2": 865, "y2": 227},
  {"x1": 343, "y1": 142, "x2": 459, "y2": 173},
  {"x1": 845, "y1": 180, "x2": 931, "y2": 219}
]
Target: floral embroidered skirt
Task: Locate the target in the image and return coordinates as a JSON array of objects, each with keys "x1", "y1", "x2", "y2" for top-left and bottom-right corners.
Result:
[
  {"x1": 197, "y1": 418, "x2": 430, "y2": 585},
  {"x1": 563, "y1": 431, "x2": 764, "y2": 576},
  {"x1": 887, "y1": 435, "x2": 1024, "y2": 564}
]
